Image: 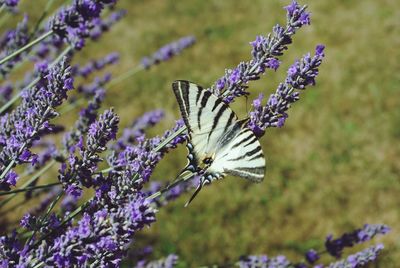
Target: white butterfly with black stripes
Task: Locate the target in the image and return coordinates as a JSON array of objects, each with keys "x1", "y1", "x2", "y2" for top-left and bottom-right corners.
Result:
[{"x1": 172, "y1": 80, "x2": 266, "y2": 206}]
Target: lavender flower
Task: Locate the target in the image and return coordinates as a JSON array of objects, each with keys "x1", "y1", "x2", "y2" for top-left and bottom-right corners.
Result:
[
  {"x1": 29, "y1": 187, "x2": 62, "y2": 216},
  {"x1": 20, "y1": 213, "x2": 37, "y2": 231},
  {"x1": 211, "y1": 0, "x2": 311, "y2": 103},
  {"x1": 325, "y1": 224, "x2": 390, "y2": 258},
  {"x1": 113, "y1": 109, "x2": 165, "y2": 151},
  {"x1": 0, "y1": 0, "x2": 19, "y2": 14},
  {"x1": 248, "y1": 45, "x2": 325, "y2": 137},
  {"x1": 33, "y1": 193, "x2": 156, "y2": 267},
  {"x1": 238, "y1": 255, "x2": 291, "y2": 268},
  {"x1": 305, "y1": 249, "x2": 320, "y2": 264},
  {"x1": 141, "y1": 36, "x2": 196, "y2": 69},
  {"x1": 60, "y1": 194, "x2": 78, "y2": 213},
  {"x1": 0, "y1": 15, "x2": 30, "y2": 77},
  {"x1": 63, "y1": 87, "x2": 105, "y2": 152},
  {"x1": 59, "y1": 109, "x2": 119, "y2": 197},
  {"x1": 72, "y1": 52, "x2": 119, "y2": 78},
  {"x1": 77, "y1": 73, "x2": 111, "y2": 96},
  {"x1": 0, "y1": 57, "x2": 73, "y2": 190},
  {"x1": 327, "y1": 244, "x2": 384, "y2": 268},
  {"x1": 0, "y1": 83, "x2": 13, "y2": 103},
  {"x1": 136, "y1": 254, "x2": 179, "y2": 268},
  {"x1": 0, "y1": 0, "x2": 19, "y2": 8},
  {"x1": 108, "y1": 119, "x2": 186, "y2": 189},
  {"x1": 49, "y1": 0, "x2": 120, "y2": 50},
  {"x1": 89, "y1": 9, "x2": 126, "y2": 40},
  {"x1": 0, "y1": 231, "x2": 32, "y2": 267}
]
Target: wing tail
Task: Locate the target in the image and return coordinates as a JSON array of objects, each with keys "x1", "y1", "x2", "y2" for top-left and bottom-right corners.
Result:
[{"x1": 184, "y1": 182, "x2": 203, "y2": 207}]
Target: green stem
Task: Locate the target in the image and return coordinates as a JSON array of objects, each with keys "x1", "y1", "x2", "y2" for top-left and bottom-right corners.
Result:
[
  {"x1": 156, "y1": 126, "x2": 186, "y2": 152},
  {"x1": 0, "y1": 160, "x2": 15, "y2": 181},
  {"x1": 0, "y1": 182, "x2": 60, "y2": 196},
  {"x1": 0, "y1": 159, "x2": 56, "y2": 208},
  {"x1": 32, "y1": 201, "x2": 89, "y2": 250},
  {"x1": 106, "y1": 65, "x2": 144, "y2": 88},
  {"x1": 0, "y1": 45, "x2": 72, "y2": 114},
  {"x1": 0, "y1": 30, "x2": 53, "y2": 66},
  {"x1": 26, "y1": 192, "x2": 63, "y2": 247},
  {"x1": 146, "y1": 172, "x2": 194, "y2": 200}
]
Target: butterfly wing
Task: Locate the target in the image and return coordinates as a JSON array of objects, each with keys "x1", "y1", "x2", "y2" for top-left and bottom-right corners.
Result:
[
  {"x1": 208, "y1": 120, "x2": 266, "y2": 183},
  {"x1": 172, "y1": 80, "x2": 238, "y2": 160}
]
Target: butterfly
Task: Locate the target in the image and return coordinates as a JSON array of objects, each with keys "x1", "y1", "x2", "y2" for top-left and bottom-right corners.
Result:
[{"x1": 171, "y1": 80, "x2": 266, "y2": 206}]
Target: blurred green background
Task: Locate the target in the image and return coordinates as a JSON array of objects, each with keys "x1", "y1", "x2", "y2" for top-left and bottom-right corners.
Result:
[{"x1": 2, "y1": 0, "x2": 400, "y2": 266}]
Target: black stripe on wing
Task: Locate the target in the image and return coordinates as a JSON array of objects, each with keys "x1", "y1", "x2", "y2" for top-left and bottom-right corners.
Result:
[
  {"x1": 226, "y1": 166, "x2": 265, "y2": 182},
  {"x1": 172, "y1": 80, "x2": 193, "y2": 132},
  {"x1": 197, "y1": 90, "x2": 211, "y2": 131},
  {"x1": 231, "y1": 130, "x2": 254, "y2": 150},
  {"x1": 207, "y1": 104, "x2": 229, "y2": 143},
  {"x1": 227, "y1": 145, "x2": 262, "y2": 162}
]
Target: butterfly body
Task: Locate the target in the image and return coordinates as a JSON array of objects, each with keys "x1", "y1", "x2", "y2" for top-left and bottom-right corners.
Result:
[{"x1": 172, "y1": 80, "x2": 266, "y2": 205}]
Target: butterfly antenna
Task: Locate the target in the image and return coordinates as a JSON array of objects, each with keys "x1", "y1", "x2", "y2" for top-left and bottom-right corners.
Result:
[{"x1": 184, "y1": 183, "x2": 203, "y2": 207}]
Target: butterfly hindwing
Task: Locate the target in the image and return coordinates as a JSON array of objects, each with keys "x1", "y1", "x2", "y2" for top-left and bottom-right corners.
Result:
[{"x1": 210, "y1": 123, "x2": 265, "y2": 183}]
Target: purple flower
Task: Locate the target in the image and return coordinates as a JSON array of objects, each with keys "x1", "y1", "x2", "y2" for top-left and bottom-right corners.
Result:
[
  {"x1": 113, "y1": 109, "x2": 165, "y2": 151},
  {"x1": 89, "y1": 10, "x2": 126, "y2": 40},
  {"x1": 63, "y1": 87, "x2": 105, "y2": 152},
  {"x1": 327, "y1": 244, "x2": 384, "y2": 268},
  {"x1": 238, "y1": 255, "x2": 291, "y2": 268},
  {"x1": 248, "y1": 45, "x2": 325, "y2": 137},
  {"x1": 66, "y1": 184, "x2": 82, "y2": 198},
  {"x1": 20, "y1": 213, "x2": 36, "y2": 230},
  {"x1": 77, "y1": 73, "x2": 111, "y2": 96},
  {"x1": 72, "y1": 52, "x2": 119, "y2": 78},
  {"x1": 325, "y1": 224, "x2": 390, "y2": 258},
  {"x1": 49, "y1": 1, "x2": 122, "y2": 50},
  {"x1": 305, "y1": 249, "x2": 320, "y2": 264},
  {"x1": 0, "y1": 231, "x2": 32, "y2": 266},
  {"x1": 266, "y1": 58, "x2": 280, "y2": 71},
  {"x1": 4, "y1": 171, "x2": 18, "y2": 186},
  {"x1": 212, "y1": 1, "x2": 311, "y2": 103},
  {"x1": 28, "y1": 187, "x2": 62, "y2": 216},
  {"x1": 141, "y1": 35, "x2": 196, "y2": 69},
  {"x1": 0, "y1": 83, "x2": 13, "y2": 103},
  {"x1": 0, "y1": 15, "x2": 29, "y2": 76},
  {"x1": 60, "y1": 109, "x2": 119, "y2": 194},
  {"x1": 2, "y1": 0, "x2": 19, "y2": 7},
  {"x1": 357, "y1": 224, "x2": 390, "y2": 242},
  {"x1": 33, "y1": 192, "x2": 156, "y2": 266},
  {"x1": 0, "y1": 57, "x2": 73, "y2": 190},
  {"x1": 284, "y1": 1, "x2": 310, "y2": 27}
]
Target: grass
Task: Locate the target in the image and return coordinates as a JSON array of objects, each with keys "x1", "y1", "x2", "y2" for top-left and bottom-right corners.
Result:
[{"x1": 1, "y1": 0, "x2": 399, "y2": 266}]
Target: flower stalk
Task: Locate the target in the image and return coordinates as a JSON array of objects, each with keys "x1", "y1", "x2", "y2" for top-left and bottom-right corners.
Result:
[{"x1": 0, "y1": 30, "x2": 53, "y2": 66}]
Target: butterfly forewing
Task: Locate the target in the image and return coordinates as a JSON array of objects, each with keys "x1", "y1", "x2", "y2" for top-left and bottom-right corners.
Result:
[{"x1": 172, "y1": 80, "x2": 238, "y2": 159}]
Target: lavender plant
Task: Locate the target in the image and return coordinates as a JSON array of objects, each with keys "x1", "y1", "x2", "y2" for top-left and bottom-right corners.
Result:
[
  {"x1": 0, "y1": 1, "x2": 390, "y2": 267},
  {"x1": 236, "y1": 225, "x2": 389, "y2": 268},
  {"x1": 0, "y1": 57, "x2": 73, "y2": 190},
  {"x1": 0, "y1": 14, "x2": 29, "y2": 76}
]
